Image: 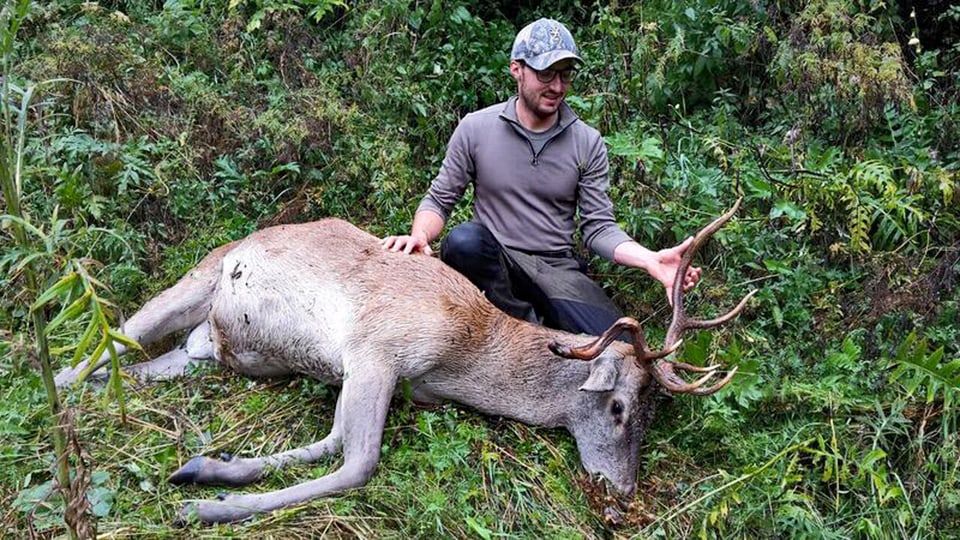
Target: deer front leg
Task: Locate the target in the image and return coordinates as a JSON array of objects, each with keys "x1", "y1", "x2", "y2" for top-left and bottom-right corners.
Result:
[
  {"x1": 176, "y1": 359, "x2": 398, "y2": 525},
  {"x1": 123, "y1": 346, "x2": 217, "y2": 382}
]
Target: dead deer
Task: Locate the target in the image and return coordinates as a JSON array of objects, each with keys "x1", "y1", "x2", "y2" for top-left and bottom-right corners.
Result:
[{"x1": 55, "y1": 200, "x2": 754, "y2": 525}]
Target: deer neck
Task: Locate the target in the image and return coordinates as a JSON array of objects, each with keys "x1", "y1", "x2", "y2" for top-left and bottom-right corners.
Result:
[{"x1": 416, "y1": 315, "x2": 595, "y2": 429}]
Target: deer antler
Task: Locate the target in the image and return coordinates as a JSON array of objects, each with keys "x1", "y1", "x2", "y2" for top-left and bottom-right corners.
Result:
[
  {"x1": 664, "y1": 198, "x2": 756, "y2": 347},
  {"x1": 549, "y1": 199, "x2": 755, "y2": 396},
  {"x1": 549, "y1": 317, "x2": 679, "y2": 363},
  {"x1": 549, "y1": 316, "x2": 735, "y2": 395}
]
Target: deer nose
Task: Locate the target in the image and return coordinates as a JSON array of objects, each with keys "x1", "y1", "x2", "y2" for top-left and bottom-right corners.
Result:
[
  {"x1": 590, "y1": 472, "x2": 636, "y2": 498},
  {"x1": 609, "y1": 475, "x2": 637, "y2": 499}
]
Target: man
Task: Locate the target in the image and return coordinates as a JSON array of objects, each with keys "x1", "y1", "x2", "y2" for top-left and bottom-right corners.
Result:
[{"x1": 382, "y1": 18, "x2": 700, "y2": 336}]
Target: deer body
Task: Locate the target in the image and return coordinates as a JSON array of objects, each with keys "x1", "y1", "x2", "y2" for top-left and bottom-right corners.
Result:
[
  {"x1": 211, "y1": 220, "x2": 637, "y2": 403},
  {"x1": 56, "y1": 218, "x2": 668, "y2": 524},
  {"x1": 57, "y1": 201, "x2": 754, "y2": 525}
]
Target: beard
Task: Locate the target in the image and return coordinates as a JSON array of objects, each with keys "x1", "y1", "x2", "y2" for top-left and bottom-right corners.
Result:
[{"x1": 519, "y1": 83, "x2": 563, "y2": 122}]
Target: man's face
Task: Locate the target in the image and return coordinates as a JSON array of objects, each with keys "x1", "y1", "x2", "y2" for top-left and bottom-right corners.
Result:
[{"x1": 511, "y1": 59, "x2": 577, "y2": 121}]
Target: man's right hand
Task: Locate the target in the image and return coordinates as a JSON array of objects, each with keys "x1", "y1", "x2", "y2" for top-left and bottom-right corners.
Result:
[
  {"x1": 382, "y1": 211, "x2": 444, "y2": 256},
  {"x1": 381, "y1": 233, "x2": 434, "y2": 256}
]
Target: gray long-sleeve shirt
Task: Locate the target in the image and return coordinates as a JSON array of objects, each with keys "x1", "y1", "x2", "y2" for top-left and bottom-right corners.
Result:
[{"x1": 417, "y1": 96, "x2": 631, "y2": 260}]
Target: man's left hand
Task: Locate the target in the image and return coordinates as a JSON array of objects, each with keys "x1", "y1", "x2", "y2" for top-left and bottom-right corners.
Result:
[{"x1": 651, "y1": 236, "x2": 702, "y2": 305}]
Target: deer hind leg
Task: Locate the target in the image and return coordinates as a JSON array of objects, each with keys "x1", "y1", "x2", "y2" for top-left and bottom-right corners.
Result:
[
  {"x1": 175, "y1": 357, "x2": 398, "y2": 525},
  {"x1": 54, "y1": 241, "x2": 235, "y2": 388},
  {"x1": 59, "y1": 322, "x2": 217, "y2": 386}
]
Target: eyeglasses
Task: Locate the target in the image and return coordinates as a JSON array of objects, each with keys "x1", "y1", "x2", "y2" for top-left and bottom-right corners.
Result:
[{"x1": 524, "y1": 64, "x2": 577, "y2": 84}]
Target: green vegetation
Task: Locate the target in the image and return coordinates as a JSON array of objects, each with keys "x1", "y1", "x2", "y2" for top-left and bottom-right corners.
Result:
[{"x1": 2, "y1": 0, "x2": 958, "y2": 537}]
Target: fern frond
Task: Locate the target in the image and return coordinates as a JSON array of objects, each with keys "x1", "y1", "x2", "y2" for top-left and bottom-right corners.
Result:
[
  {"x1": 938, "y1": 169, "x2": 956, "y2": 206},
  {"x1": 889, "y1": 331, "x2": 958, "y2": 407},
  {"x1": 844, "y1": 188, "x2": 871, "y2": 253}
]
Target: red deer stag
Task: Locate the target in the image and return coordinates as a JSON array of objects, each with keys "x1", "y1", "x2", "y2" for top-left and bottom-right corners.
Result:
[{"x1": 55, "y1": 200, "x2": 754, "y2": 524}]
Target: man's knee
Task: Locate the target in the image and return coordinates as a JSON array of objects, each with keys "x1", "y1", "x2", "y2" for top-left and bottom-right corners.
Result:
[
  {"x1": 441, "y1": 222, "x2": 498, "y2": 269},
  {"x1": 547, "y1": 299, "x2": 626, "y2": 339}
]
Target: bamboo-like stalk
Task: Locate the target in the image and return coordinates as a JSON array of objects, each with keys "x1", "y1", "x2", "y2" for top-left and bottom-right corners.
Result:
[{"x1": 1, "y1": 1, "x2": 78, "y2": 538}]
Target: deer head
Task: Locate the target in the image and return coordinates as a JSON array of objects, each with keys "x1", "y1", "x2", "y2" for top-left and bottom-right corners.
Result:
[
  {"x1": 551, "y1": 199, "x2": 755, "y2": 493},
  {"x1": 559, "y1": 342, "x2": 655, "y2": 496}
]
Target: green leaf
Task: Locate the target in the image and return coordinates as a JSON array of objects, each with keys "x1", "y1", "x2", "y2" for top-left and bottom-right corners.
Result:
[
  {"x1": 107, "y1": 328, "x2": 143, "y2": 352},
  {"x1": 88, "y1": 486, "x2": 114, "y2": 518},
  {"x1": 71, "y1": 307, "x2": 102, "y2": 367},
  {"x1": 75, "y1": 260, "x2": 109, "y2": 292},
  {"x1": 769, "y1": 201, "x2": 807, "y2": 223},
  {"x1": 13, "y1": 480, "x2": 54, "y2": 514},
  {"x1": 862, "y1": 449, "x2": 886, "y2": 469},
  {"x1": 771, "y1": 303, "x2": 783, "y2": 328},
  {"x1": 450, "y1": 6, "x2": 470, "y2": 24},
  {"x1": 638, "y1": 137, "x2": 665, "y2": 162},
  {"x1": 681, "y1": 331, "x2": 712, "y2": 366},
  {"x1": 889, "y1": 331, "x2": 957, "y2": 405},
  {"x1": 79, "y1": 337, "x2": 110, "y2": 382},
  {"x1": 12, "y1": 251, "x2": 45, "y2": 273},
  {"x1": 45, "y1": 289, "x2": 91, "y2": 335},
  {"x1": 464, "y1": 516, "x2": 492, "y2": 540},
  {"x1": 31, "y1": 272, "x2": 78, "y2": 312},
  {"x1": 246, "y1": 10, "x2": 265, "y2": 32}
]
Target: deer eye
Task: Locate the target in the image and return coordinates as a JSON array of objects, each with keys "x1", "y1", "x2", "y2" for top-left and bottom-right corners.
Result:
[{"x1": 610, "y1": 400, "x2": 624, "y2": 416}]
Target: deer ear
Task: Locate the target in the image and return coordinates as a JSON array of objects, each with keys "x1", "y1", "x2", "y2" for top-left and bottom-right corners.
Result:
[{"x1": 579, "y1": 353, "x2": 621, "y2": 392}]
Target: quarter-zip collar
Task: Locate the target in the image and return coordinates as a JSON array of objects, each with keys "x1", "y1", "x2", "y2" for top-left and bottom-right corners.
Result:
[
  {"x1": 499, "y1": 95, "x2": 578, "y2": 133},
  {"x1": 499, "y1": 96, "x2": 578, "y2": 166}
]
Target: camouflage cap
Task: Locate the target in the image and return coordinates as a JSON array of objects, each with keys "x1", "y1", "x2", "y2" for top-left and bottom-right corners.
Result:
[{"x1": 510, "y1": 18, "x2": 582, "y2": 71}]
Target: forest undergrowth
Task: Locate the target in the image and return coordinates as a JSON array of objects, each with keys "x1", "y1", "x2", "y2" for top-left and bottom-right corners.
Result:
[{"x1": 1, "y1": 0, "x2": 958, "y2": 538}]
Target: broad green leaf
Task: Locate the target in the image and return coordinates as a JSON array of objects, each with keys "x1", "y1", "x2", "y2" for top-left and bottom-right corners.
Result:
[{"x1": 862, "y1": 449, "x2": 886, "y2": 469}]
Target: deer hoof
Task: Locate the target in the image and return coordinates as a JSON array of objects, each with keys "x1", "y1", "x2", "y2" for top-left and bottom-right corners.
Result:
[
  {"x1": 177, "y1": 496, "x2": 257, "y2": 524},
  {"x1": 173, "y1": 502, "x2": 197, "y2": 528},
  {"x1": 168, "y1": 456, "x2": 207, "y2": 485}
]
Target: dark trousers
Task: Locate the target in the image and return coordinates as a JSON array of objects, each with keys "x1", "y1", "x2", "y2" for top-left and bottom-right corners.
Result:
[{"x1": 440, "y1": 222, "x2": 625, "y2": 337}]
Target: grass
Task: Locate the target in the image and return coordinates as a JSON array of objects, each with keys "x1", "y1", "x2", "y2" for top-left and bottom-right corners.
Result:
[
  {"x1": 3, "y1": 274, "x2": 959, "y2": 538},
  {"x1": 7, "y1": 325, "x2": 953, "y2": 539},
  {"x1": 3, "y1": 369, "x2": 611, "y2": 538}
]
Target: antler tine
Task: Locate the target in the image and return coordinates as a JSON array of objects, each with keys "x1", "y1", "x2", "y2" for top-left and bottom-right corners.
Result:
[
  {"x1": 685, "y1": 289, "x2": 759, "y2": 331},
  {"x1": 550, "y1": 317, "x2": 658, "y2": 361},
  {"x1": 688, "y1": 367, "x2": 738, "y2": 396},
  {"x1": 671, "y1": 360, "x2": 720, "y2": 373},
  {"x1": 666, "y1": 198, "x2": 743, "y2": 345},
  {"x1": 652, "y1": 363, "x2": 739, "y2": 396}
]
